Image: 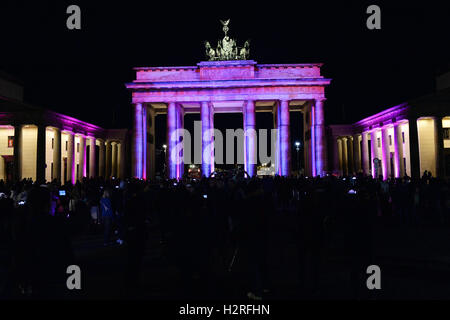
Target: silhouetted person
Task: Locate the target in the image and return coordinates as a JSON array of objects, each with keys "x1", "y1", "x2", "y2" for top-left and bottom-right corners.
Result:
[{"x1": 14, "y1": 186, "x2": 74, "y2": 298}]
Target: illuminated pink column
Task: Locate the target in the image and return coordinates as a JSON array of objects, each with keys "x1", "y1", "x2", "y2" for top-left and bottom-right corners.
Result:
[
  {"x1": 67, "y1": 132, "x2": 76, "y2": 184},
  {"x1": 209, "y1": 106, "x2": 214, "y2": 174},
  {"x1": 370, "y1": 130, "x2": 377, "y2": 178},
  {"x1": 244, "y1": 100, "x2": 256, "y2": 177},
  {"x1": 200, "y1": 101, "x2": 212, "y2": 177},
  {"x1": 279, "y1": 100, "x2": 291, "y2": 176},
  {"x1": 361, "y1": 132, "x2": 369, "y2": 175},
  {"x1": 310, "y1": 104, "x2": 316, "y2": 176},
  {"x1": 175, "y1": 104, "x2": 185, "y2": 179},
  {"x1": 167, "y1": 102, "x2": 177, "y2": 179},
  {"x1": 314, "y1": 98, "x2": 327, "y2": 176},
  {"x1": 79, "y1": 135, "x2": 86, "y2": 180},
  {"x1": 381, "y1": 127, "x2": 390, "y2": 180},
  {"x1": 88, "y1": 137, "x2": 96, "y2": 178},
  {"x1": 393, "y1": 124, "x2": 402, "y2": 178},
  {"x1": 133, "y1": 103, "x2": 144, "y2": 178},
  {"x1": 142, "y1": 105, "x2": 147, "y2": 180}
]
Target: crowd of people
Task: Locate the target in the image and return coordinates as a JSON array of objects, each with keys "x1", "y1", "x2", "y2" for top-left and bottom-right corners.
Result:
[{"x1": 0, "y1": 170, "x2": 449, "y2": 299}]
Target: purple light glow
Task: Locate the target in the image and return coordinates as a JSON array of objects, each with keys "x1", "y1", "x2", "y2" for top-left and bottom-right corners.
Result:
[
  {"x1": 134, "y1": 103, "x2": 143, "y2": 179},
  {"x1": 311, "y1": 105, "x2": 316, "y2": 176}
]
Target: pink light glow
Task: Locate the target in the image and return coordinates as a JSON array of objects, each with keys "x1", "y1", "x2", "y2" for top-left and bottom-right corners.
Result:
[{"x1": 311, "y1": 105, "x2": 316, "y2": 176}]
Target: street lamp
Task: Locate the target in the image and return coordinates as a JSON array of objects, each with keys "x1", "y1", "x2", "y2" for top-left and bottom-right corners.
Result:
[
  {"x1": 162, "y1": 144, "x2": 167, "y2": 177},
  {"x1": 295, "y1": 141, "x2": 301, "y2": 172}
]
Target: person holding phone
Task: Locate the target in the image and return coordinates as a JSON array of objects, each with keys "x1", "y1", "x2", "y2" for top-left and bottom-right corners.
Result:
[{"x1": 100, "y1": 190, "x2": 113, "y2": 246}]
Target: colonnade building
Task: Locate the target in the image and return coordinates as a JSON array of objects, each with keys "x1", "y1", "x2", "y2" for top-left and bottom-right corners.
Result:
[
  {"x1": 328, "y1": 90, "x2": 450, "y2": 179},
  {"x1": 0, "y1": 74, "x2": 128, "y2": 183}
]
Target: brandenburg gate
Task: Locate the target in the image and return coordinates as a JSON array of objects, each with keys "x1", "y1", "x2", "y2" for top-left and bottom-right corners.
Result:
[{"x1": 126, "y1": 20, "x2": 331, "y2": 179}]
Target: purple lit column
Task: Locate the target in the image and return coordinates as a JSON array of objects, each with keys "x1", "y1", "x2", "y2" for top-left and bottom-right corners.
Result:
[
  {"x1": 381, "y1": 127, "x2": 390, "y2": 180},
  {"x1": 142, "y1": 105, "x2": 147, "y2": 180},
  {"x1": 393, "y1": 124, "x2": 402, "y2": 178},
  {"x1": 370, "y1": 130, "x2": 377, "y2": 178},
  {"x1": 279, "y1": 100, "x2": 291, "y2": 176},
  {"x1": 200, "y1": 101, "x2": 211, "y2": 177},
  {"x1": 79, "y1": 135, "x2": 86, "y2": 179},
  {"x1": 209, "y1": 106, "x2": 214, "y2": 174},
  {"x1": 133, "y1": 103, "x2": 143, "y2": 178},
  {"x1": 88, "y1": 137, "x2": 96, "y2": 178},
  {"x1": 67, "y1": 132, "x2": 76, "y2": 184},
  {"x1": 314, "y1": 99, "x2": 327, "y2": 176},
  {"x1": 167, "y1": 102, "x2": 177, "y2": 179},
  {"x1": 361, "y1": 132, "x2": 369, "y2": 175},
  {"x1": 244, "y1": 100, "x2": 256, "y2": 177},
  {"x1": 273, "y1": 104, "x2": 281, "y2": 175},
  {"x1": 175, "y1": 104, "x2": 185, "y2": 179}
]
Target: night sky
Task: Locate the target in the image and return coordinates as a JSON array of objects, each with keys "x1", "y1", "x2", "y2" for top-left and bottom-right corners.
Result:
[{"x1": 1, "y1": 1, "x2": 449, "y2": 138}]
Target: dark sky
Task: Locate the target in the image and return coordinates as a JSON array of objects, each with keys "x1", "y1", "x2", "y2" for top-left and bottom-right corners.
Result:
[{"x1": 1, "y1": 0, "x2": 449, "y2": 133}]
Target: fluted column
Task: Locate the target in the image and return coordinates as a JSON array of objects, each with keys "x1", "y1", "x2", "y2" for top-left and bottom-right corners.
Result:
[
  {"x1": 408, "y1": 118, "x2": 420, "y2": 179},
  {"x1": 244, "y1": 100, "x2": 256, "y2": 177},
  {"x1": 273, "y1": 104, "x2": 281, "y2": 175},
  {"x1": 148, "y1": 108, "x2": 156, "y2": 180},
  {"x1": 279, "y1": 100, "x2": 291, "y2": 176},
  {"x1": 380, "y1": 127, "x2": 390, "y2": 180},
  {"x1": 353, "y1": 134, "x2": 361, "y2": 173},
  {"x1": 132, "y1": 103, "x2": 144, "y2": 179},
  {"x1": 342, "y1": 137, "x2": 348, "y2": 176},
  {"x1": 337, "y1": 138, "x2": 343, "y2": 175},
  {"x1": 200, "y1": 101, "x2": 211, "y2": 177},
  {"x1": 209, "y1": 105, "x2": 214, "y2": 175},
  {"x1": 88, "y1": 137, "x2": 96, "y2": 178},
  {"x1": 111, "y1": 142, "x2": 118, "y2": 177},
  {"x1": 361, "y1": 132, "x2": 369, "y2": 175},
  {"x1": 167, "y1": 102, "x2": 178, "y2": 179},
  {"x1": 13, "y1": 125, "x2": 22, "y2": 182},
  {"x1": 67, "y1": 132, "x2": 76, "y2": 184},
  {"x1": 98, "y1": 140, "x2": 105, "y2": 178},
  {"x1": 370, "y1": 130, "x2": 377, "y2": 178},
  {"x1": 314, "y1": 98, "x2": 327, "y2": 176},
  {"x1": 78, "y1": 135, "x2": 86, "y2": 180},
  {"x1": 105, "y1": 140, "x2": 112, "y2": 178},
  {"x1": 36, "y1": 125, "x2": 46, "y2": 183},
  {"x1": 53, "y1": 128, "x2": 61, "y2": 182},
  {"x1": 176, "y1": 104, "x2": 185, "y2": 179},
  {"x1": 393, "y1": 123, "x2": 403, "y2": 178}
]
